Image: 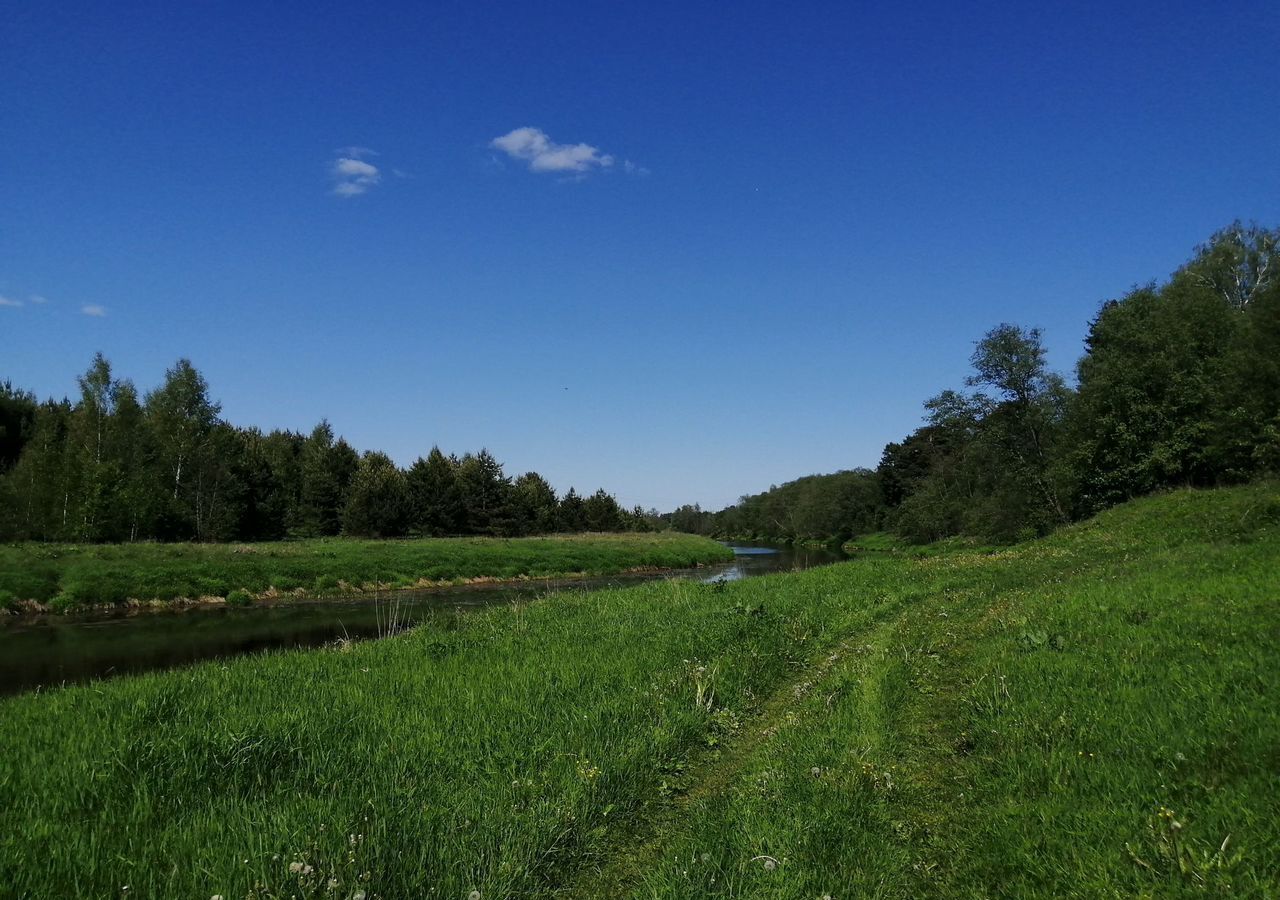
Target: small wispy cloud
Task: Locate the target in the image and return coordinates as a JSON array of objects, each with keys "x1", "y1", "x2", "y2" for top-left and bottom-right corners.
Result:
[
  {"x1": 490, "y1": 127, "x2": 627, "y2": 176},
  {"x1": 29, "y1": 294, "x2": 47, "y2": 304},
  {"x1": 81, "y1": 304, "x2": 107, "y2": 317},
  {"x1": 330, "y1": 147, "x2": 382, "y2": 197},
  {"x1": 0, "y1": 295, "x2": 22, "y2": 308}
]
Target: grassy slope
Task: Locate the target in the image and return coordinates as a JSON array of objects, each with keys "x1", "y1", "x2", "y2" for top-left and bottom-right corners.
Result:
[
  {"x1": 0, "y1": 485, "x2": 1276, "y2": 898},
  {"x1": 0, "y1": 532, "x2": 733, "y2": 607}
]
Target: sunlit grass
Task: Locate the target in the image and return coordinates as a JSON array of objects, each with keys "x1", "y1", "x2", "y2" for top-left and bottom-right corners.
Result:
[
  {"x1": 1, "y1": 484, "x2": 1276, "y2": 897},
  {"x1": 0, "y1": 532, "x2": 732, "y2": 608}
]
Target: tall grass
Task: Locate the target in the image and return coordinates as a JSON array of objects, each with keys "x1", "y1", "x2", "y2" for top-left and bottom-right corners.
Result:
[
  {"x1": 0, "y1": 532, "x2": 733, "y2": 608},
  {"x1": 0, "y1": 485, "x2": 1276, "y2": 897}
]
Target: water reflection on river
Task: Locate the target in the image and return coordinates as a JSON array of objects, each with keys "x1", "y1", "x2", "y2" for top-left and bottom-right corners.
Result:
[{"x1": 0, "y1": 542, "x2": 846, "y2": 696}]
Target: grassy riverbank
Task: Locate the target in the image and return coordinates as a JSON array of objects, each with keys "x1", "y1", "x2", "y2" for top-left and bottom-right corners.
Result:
[
  {"x1": 1, "y1": 484, "x2": 1276, "y2": 897},
  {"x1": 0, "y1": 533, "x2": 733, "y2": 610}
]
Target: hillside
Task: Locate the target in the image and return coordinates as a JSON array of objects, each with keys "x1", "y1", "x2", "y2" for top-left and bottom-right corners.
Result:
[{"x1": 1, "y1": 483, "x2": 1276, "y2": 897}]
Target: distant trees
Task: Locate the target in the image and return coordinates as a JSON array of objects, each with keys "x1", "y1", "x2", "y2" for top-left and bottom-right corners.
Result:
[
  {"x1": 695, "y1": 222, "x2": 1280, "y2": 545},
  {"x1": 0, "y1": 362, "x2": 650, "y2": 543},
  {"x1": 407, "y1": 447, "x2": 464, "y2": 536},
  {"x1": 693, "y1": 470, "x2": 882, "y2": 543},
  {"x1": 342, "y1": 452, "x2": 409, "y2": 537},
  {"x1": 1068, "y1": 224, "x2": 1280, "y2": 512},
  {"x1": 513, "y1": 472, "x2": 559, "y2": 534},
  {"x1": 295, "y1": 422, "x2": 357, "y2": 537},
  {"x1": 584, "y1": 488, "x2": 624, "y2": 532},
  {"x1": 8, "y1": 222, "x2": 1275, "y2": 548}
]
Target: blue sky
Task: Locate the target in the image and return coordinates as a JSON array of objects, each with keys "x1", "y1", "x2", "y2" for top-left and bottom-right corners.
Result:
[{"x1": 3, "y1": 0, "x2": 1278, "y2": 511}]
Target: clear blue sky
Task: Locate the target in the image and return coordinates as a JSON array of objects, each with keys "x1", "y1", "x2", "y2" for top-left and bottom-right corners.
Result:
[{"x1": 3, "y1": 0, "x2": 1278, "y2": 511}]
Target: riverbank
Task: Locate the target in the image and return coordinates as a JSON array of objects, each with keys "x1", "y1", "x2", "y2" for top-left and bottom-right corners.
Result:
[
  {"x1": 1, "y1": 484, "x2": 1276, "y2": 897},
  {"x1": 0, "y1": 532, "x2": 734, "y2": 612}
]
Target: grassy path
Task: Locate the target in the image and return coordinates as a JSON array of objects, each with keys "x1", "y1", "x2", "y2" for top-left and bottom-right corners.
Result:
[
  {"x1": 560, "y1": 604, "x2": 912, "y2": 897},
  {"x1": 609, "y1": 490, "x2": 1280, "y2": 898}
]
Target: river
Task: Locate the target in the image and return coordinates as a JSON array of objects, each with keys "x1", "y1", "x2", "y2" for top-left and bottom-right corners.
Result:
[{"x1": 0, "y1": 542, "x2": 846, "y2": 697}]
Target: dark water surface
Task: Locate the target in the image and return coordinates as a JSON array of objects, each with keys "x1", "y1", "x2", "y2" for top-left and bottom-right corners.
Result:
[{"x1": 0, "y1": 543, "x2": 845, "y2": 697}]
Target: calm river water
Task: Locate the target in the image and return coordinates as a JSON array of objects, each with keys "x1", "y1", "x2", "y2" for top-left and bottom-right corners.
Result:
[{"x1": 0, "y1": 543, "x2": 846, "y2": 697}]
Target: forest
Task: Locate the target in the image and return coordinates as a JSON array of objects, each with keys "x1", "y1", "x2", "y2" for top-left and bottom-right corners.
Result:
[
  {"x1": 666, "y1": 223, "x2": 1279, "y2": 543},
  {"x1": 0, "y1": 367, "x2": 652, "y2": 543},
  {"x1": 2, "y1": 223, "x2": 1275, "y2": 549}
]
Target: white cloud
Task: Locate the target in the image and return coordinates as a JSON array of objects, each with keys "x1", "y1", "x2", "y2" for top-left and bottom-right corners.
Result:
[
  {"x1": 81, "y1": 304, "x2": 107, "y2": 317},
  {"x1": 490, "y1": 127, "x2": 619, "y2": 175},
  {"x1": 0, "y1": 295, "x2": 21, "y2": 308},
  {"x1": 330, "y1": 150, "x2": 382, "y2": 197},
  {"x1": 29, "y1": 294, "x2": 47, "y2": 304}
]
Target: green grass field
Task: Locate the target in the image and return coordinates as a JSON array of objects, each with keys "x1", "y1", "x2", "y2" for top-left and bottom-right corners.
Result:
[
  {"x1": 1, "y1": 484, "x2": 1276, "y2": 897},
  {"x1": 0, "y1": 532, "x2": 733, "y2": 610}
]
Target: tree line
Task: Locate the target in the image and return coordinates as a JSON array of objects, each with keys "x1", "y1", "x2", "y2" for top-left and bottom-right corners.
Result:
[
  {"x1": 0, "y1": 361, "x2": 653, "y2": 542},
  {"x1": 667, "y1": 223, "x2": 1279, "y2": 544}
]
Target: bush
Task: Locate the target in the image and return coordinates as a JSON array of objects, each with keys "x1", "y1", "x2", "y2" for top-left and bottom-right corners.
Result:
[
  {"x1": 0, "y1": 589, "x2": 18, "y2": 612},
  {"x1": 225, "y1": 589, "x2": 253, "y2": 607},
  {"x1": 49, "y1": 593, "x2": 80, "y2": 613}
]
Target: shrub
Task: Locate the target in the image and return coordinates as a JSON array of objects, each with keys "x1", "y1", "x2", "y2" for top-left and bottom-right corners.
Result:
[
  {"x1": 49, "y1": 593, "x2": 80, "y2": 613},
  {"x1": 0, "y1": 589, "x2": 18, "y2": 612},
  {"x1": 226, "y1": 589, "x2": 253, "y2": 607}
]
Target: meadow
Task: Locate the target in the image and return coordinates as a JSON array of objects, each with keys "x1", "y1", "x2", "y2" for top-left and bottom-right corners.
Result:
[
  {"x1": 0, "y1": 484, "x2": 1276, "y2": 897},
  {"x1": 0, "y1": 532, "x2": 733, "y2": 610}
]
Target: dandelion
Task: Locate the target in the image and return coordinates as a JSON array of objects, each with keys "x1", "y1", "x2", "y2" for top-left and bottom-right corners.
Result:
[
  {"x1": 352, "y1": 892, "x2": 367, "y2": 900},
  {"x1": 811, "y1": 766, "x2": 822, "y2": 777},
  {"x1": 328, "y1": 877, "x2": 341, "y2": 890},
  {"x1": 289, "y1": 862, "x2": 304, "y2": 874},
  {"x1": 212, "y1": 895, "x2": 224, "y2": 900},
  {"x1": 469, "y1": 891, "x2": 482, "y2": 900}
]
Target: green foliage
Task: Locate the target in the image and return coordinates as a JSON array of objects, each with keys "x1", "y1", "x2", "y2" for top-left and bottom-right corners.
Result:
[
  {"x1": 558, "y1": 486, "x2": 588, "y2": 532},
  {"x1": 708, "y1": 469, "x2": 883, "y2": 543},
  {"x1": 0, "y1": 363, "x2": 645, "y2": 544},
  {"x1": 406, "y1": 446, "x2": 464, "y2": 535},
  {"x1": 1069, "y1": 226, "x2": 1280, "y2": 512},
  {"x1": 341, "y1": 451, "x2": 409, "y2": 538},
  {"x1": 225, "y1": 588, "x2": 253, "y2": 607},
  {"x1": 583, "y1": 488, "x2": 624, "y2": 532},
  {"x1": 512, "y1": 471, "x2": 559, "y2": 534},
  {"x1": 0, "y1": 380, "x2": 38, "y2": 473},
  {"x1": 683, "y1": 223, "x2": 1280, "y2": 547}
]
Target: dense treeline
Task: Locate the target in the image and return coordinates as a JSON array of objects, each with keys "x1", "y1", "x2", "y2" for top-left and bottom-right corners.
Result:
[
  {"x1": 673, "y1": 223, "x2": 1279, "y2": 544},
  {"x1": 0, "y1": 362, "x2": 650, "y2": 542}
]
